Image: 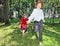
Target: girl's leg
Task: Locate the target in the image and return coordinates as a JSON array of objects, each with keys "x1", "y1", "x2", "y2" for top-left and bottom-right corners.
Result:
[
  {"x1": 38, "y1": 20, "x2": 43, "y2": 46},
  {"x1": 22, "y1": 30, "x2": 25, "y2": 36},
  {"x1": 39, "y1": 29, "x2": 42, "y2": 46},
  {"x1": 34, "y1": 21, "x2": 39, "y2": 39},
  {"x1": 39, "y1": 20, "x2": 43, "y2": 41},
  {"x1": 39, "y1": 28, "x2": 42, "y2": 41}
]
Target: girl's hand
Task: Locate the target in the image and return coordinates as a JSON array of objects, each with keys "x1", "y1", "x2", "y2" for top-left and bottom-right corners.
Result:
[
  {"x1": 19, "y1": 24, "x2": 21, "y2": 28},
  {"x1": 27, "y1": 21, "x2": 30, "y2": 24}
]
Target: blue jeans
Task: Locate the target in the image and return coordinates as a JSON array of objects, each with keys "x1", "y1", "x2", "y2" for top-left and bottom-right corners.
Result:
[{"x1": 34, "y1": 20, "x2": 43, "y2": 41}]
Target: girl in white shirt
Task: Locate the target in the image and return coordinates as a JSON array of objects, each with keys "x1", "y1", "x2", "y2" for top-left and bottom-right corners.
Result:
[{"x1": 28, "y1": 1, "x2": 45, "y2": 46}]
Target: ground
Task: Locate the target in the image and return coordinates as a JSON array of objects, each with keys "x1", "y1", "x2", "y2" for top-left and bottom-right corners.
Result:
[{"x1": 0, "y1": 18, "x2": 60, "y2": 46}]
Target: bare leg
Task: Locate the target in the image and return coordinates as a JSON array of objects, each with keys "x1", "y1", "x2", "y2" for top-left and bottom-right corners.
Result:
[
  {"x1": 39, "y1": 42, "x2": 43, "y2": 46},
  {"x1": 22, "y1": 30, "x2": 25, "y2": 36}
]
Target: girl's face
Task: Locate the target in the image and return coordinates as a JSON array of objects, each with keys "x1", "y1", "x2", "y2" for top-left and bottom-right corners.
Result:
[
  {"x1": 24, "y1": 14, "x2": 27, "y2": 18},
  {"x1": 36, "y1": 3, "x2": 42, "y2": 8},
  {"x1": 24, "y1": 16, "x2": 27, "y2": 18}
]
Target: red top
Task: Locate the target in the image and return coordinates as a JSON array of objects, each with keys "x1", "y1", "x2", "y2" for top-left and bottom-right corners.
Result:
[{"x1": 21, "y1": 17, "x2": 28, "y2": 25}]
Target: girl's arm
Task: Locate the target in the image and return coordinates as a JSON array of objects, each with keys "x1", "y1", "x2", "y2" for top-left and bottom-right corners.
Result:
[
  {"x1": 28, "y1": 9, "x2": 36, "y2": 23},
  {"x1": 41, "y1": 10, "x2": 45, "y2": 22}
]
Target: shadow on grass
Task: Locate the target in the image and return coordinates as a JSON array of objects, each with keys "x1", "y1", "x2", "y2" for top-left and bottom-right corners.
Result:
[
  {"x1": 44, "y1": 21, "x2": 60, "y2": 26},
  {"x1": 43, "y1": 28, "x2": 60, "y2": 46},
  {"x1": 1, "y1": 26, "x2": 39, "y2": 46},
  {"x1": 1, "y1": 21, "x2": 60, "y2": 46},
  {"x1": 44, "y1": 23, "x2": 60, "y2": 40},
  {"x1": 44, "y1": 22, "x2": 60, "y2": 32},
  {"x1": 0, "y1": 24, "x2": 5, "y2": 27}
]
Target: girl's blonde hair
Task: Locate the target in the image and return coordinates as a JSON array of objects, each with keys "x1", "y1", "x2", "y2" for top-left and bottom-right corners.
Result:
[{"x1": 23, "y1": 12, "x2": 28, "y2": 17}]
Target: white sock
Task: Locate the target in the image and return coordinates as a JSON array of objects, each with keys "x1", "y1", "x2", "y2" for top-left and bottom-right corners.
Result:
[{"x1": 22, "y1": 30, "x2": 25, "y2": 35}]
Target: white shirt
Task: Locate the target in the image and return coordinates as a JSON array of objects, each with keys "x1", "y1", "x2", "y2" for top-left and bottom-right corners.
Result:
[{"x1": 28, "y1": 8, "x2": 45, "y2": 22}]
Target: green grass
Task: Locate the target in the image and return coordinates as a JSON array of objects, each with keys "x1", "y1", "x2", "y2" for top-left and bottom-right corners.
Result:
[{"x1": 0, "y1": 18, "x2": 60, "y2": 46}]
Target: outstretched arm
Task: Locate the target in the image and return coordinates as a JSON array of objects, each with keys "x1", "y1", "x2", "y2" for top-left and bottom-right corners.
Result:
[
  {"x1": 28, "y1": 9, "x2": 36, "y2": 23},
  {"x1": 41, "y1": 10, "x2": 45, "y2": 22}
]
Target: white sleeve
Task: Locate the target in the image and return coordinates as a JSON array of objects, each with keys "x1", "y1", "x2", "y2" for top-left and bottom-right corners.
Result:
[
  {"x1": 41, "y1": 10, "x2": 45, "y2": 22},
  {"x1": 28, "y1": 9, "x2": 36, "y2": 23}
]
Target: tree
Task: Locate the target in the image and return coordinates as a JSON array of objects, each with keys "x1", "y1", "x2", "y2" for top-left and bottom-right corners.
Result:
[
  {"x1": 0, "y1": 0, "x2": 4, "y2": 22},
  {"x1": 3, "y1": 0, "x2": 10, "y2": 25}
]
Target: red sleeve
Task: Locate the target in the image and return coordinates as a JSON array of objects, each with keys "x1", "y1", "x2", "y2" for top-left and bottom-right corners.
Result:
[{"x1": 26, "y1": 18, "x2": 29, "y2": 21}]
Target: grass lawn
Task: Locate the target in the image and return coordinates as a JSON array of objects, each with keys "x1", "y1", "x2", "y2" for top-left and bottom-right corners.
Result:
[{"x1": 0, "y1": 18, "x2": 60, "y2": 46}]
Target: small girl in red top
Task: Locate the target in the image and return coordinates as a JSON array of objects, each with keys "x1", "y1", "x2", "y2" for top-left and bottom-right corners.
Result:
[{"x1": 20, "y1": 13, "x2": 28, "y2": 36}]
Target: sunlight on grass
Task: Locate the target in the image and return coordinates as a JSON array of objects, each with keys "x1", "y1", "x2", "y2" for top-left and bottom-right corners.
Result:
[
  {"x1": 0, "y1": 18, "x2": 60, "y2": 46},
  {"x1": 8, "y1": 41, "x2": 19, "y2": 46},
  {"x1": 43, "y1": 35, "x2": 58, "y2": 46},
  {"x1": 0, "y1": 22, "x2": 5, "y2": 24},
  {"x1": 0, "y1": 26, "x2": 15, "y2": 38},
  {"x1": 43, "y1": 24, "x2": 60, "y2": 34},
  {"x1": 31, "y1": 35, "x2": 36, "y2": 39}
]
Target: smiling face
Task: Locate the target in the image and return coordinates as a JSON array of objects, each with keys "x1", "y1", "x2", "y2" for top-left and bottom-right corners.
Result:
[
  {"x1": 36, "y1": 3, "x2": 42, "y2": 8},
  {"x1": 24, "y1": 13, "x2": 28, "y2": 18},
  {"x1": 36, "y1": 1, "x2": 43, "y2": 9},
  {"x1": 24, "y1": 15, "x2": 27, "y2": 18}
]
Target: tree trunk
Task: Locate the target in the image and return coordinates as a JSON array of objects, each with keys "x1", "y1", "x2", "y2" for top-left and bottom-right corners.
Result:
[
  {"x1": 0, "y1": 0, "x2": 4, "y2": 22},
  {"x1": 3, "y1": 0, "x2": 10, "y2": 25}
]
